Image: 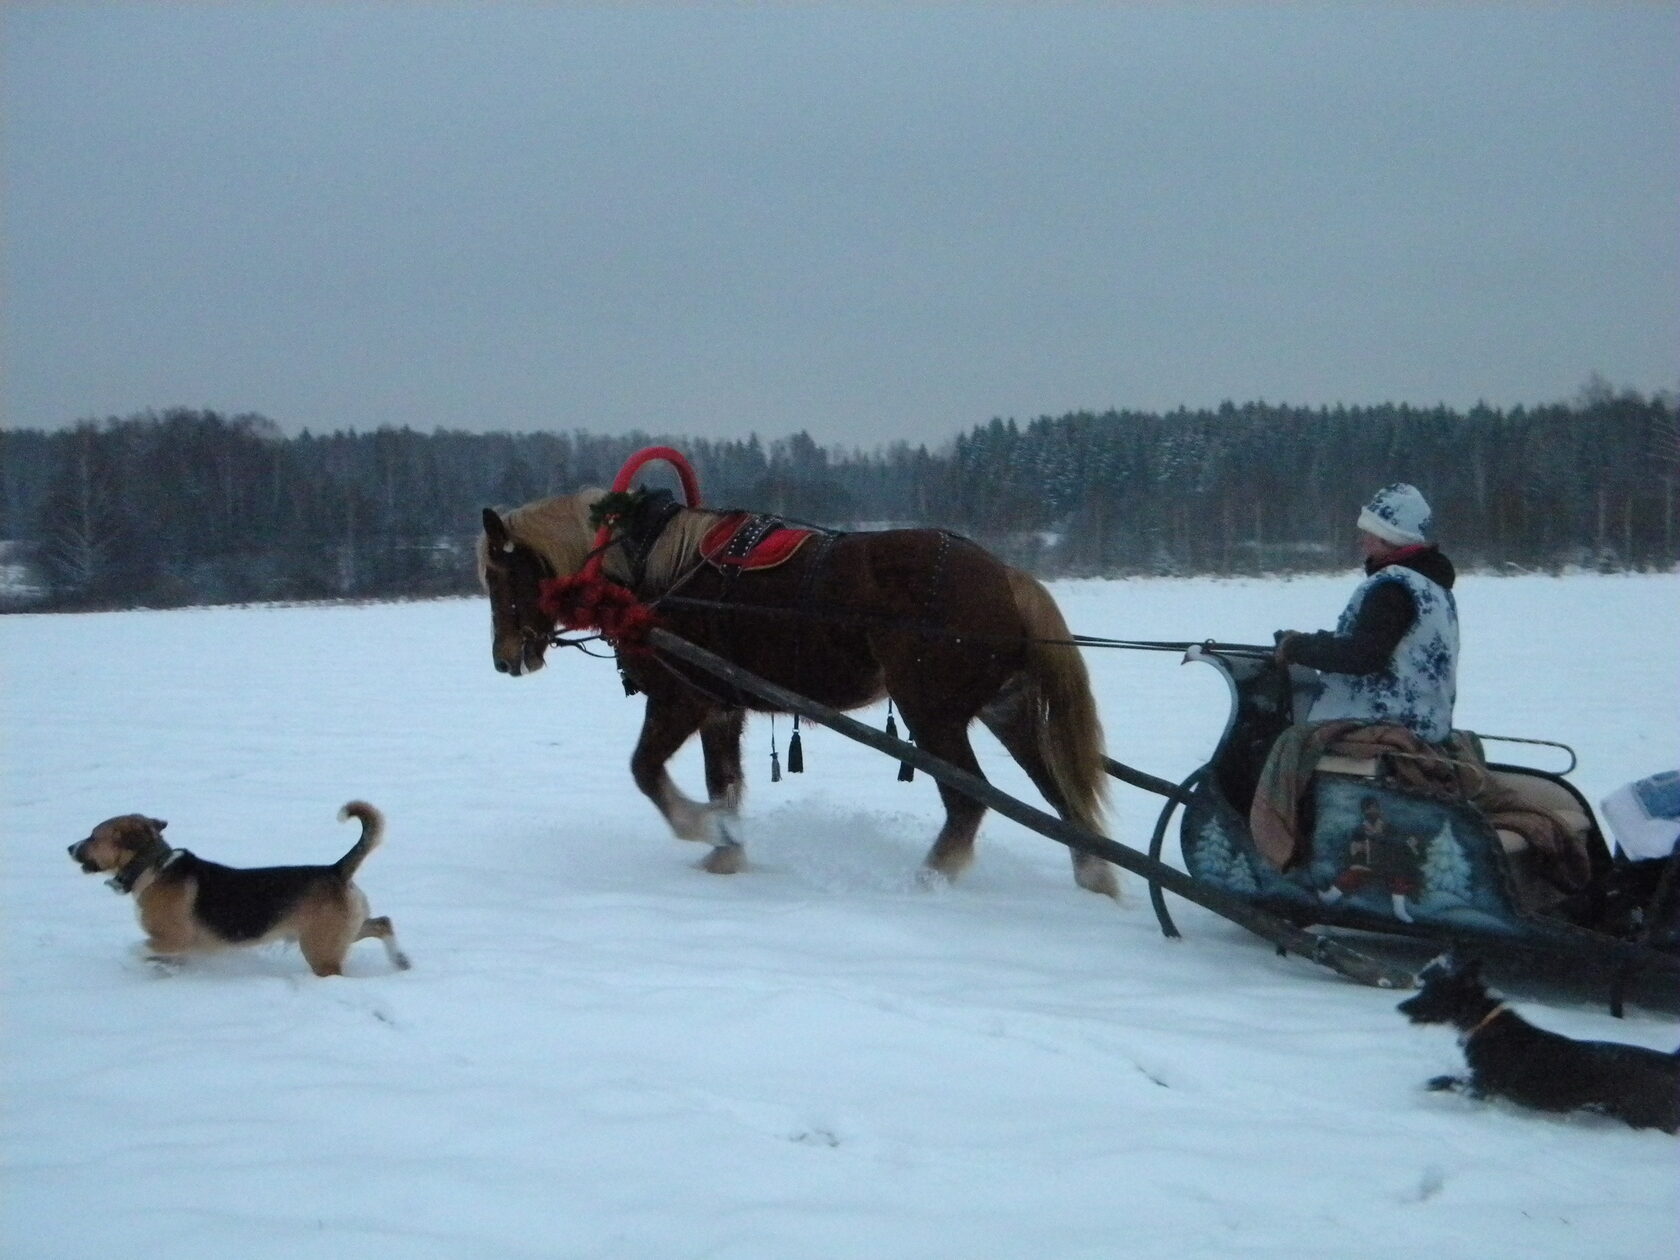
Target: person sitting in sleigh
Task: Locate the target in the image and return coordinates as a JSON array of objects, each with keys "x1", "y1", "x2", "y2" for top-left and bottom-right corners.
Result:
[
  {"x1": 1274, "y1": 482, "x2": 1458, "y2": 744},
  {"x1": 1253, "y1": 484, "x2": 1590, "y2": 911}
]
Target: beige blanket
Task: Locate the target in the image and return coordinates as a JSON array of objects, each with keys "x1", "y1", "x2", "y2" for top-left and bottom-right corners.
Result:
[{"x1": 1250, "y1": 721, "x2": 1591, "y2": 894}]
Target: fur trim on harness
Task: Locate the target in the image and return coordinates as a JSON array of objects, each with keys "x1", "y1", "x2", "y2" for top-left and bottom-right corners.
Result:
[{"x1": 539, "y1": 573, "x2": 660, "y2": 652}]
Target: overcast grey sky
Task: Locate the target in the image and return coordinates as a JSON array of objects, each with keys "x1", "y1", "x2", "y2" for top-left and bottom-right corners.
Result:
[{"x1": 4, "y1": 3, "x2": 1676, "y2": 447}]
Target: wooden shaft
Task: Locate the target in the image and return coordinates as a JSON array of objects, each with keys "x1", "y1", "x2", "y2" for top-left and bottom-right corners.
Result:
[
  {"x1": 1103, "y1": 756, "x2": 1192, "y2": 803},
  {"x1": 645, "y1": 627, "x2": 1415, "y2": 991}
]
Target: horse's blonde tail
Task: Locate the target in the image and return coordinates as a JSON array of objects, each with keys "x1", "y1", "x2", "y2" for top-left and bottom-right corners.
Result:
[{"x1": 1006, "y1": 570, "x2": 1109, "y2": 838}]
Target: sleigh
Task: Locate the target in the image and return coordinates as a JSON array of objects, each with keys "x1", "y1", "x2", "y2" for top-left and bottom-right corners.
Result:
[{"x1": 1167, "y1": 646, "x2": 1680, "y2": 1011}]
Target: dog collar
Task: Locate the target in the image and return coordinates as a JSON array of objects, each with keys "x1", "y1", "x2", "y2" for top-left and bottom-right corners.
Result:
[
  {"x1": 1461, "y1": 1003, "x2": 1508, "y2": 1043},
  {"x1": 107, "y1": 839, "x2": 179, "y2": 894}
]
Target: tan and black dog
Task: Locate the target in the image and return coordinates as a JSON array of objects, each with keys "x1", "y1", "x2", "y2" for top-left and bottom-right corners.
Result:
[{"x1": 68, "y1": 802, "x2": 410, "y2": 976}]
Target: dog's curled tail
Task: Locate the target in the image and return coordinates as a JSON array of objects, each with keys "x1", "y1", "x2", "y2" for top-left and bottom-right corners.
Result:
[{"x1": 334, "y1": 800, "x2": 385, "y2": 879}]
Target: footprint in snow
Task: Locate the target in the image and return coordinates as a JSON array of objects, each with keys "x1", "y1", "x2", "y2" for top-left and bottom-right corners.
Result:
[
  {"x1": 790, "y1": 1128, "x2": 841, "y2": 1148},
  {"x1": 1404, "y1": 1165, "x2": 1446, "y2": 1202},
  {"x1": 1133, "y1": 1061, "x2": 1171, "y2": 1088}
]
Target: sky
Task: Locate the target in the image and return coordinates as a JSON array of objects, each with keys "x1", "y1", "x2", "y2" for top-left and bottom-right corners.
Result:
[{"x1": 4, "y1": 3, "x2": 1677, "y2": 448}]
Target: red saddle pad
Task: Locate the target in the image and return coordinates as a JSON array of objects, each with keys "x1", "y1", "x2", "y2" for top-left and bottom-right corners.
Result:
[{"x1": 700, "y1": 513, "x2": 817, "y2": 571}]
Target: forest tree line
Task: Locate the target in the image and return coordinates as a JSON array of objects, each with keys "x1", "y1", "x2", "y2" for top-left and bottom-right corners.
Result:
[{"x1": 0, "y1": 389, "x2": 1674, "y2": 611}]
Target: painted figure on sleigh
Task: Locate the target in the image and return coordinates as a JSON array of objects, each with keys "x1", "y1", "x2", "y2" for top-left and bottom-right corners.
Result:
[{"x1": 1318, "y1": 796, "x2": 1423, "y2": 922}]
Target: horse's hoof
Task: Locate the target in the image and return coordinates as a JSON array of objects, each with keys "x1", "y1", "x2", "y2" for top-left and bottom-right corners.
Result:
[
  {"x1": 1081, "y1": 872, "x2": 1122, "y2": 901},
  {"x1": 701, "y1": 843, "x2": 746, "y2": 875},
  {"x1": 1073, "y1": 858, "x2": 1123, "y2": 900},
  {"x1": 914, "y1": 865, "x2": 953, "y2": 891}
]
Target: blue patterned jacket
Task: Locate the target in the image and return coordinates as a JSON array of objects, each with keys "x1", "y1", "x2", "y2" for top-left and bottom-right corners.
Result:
[{"x1": 1293, "y1": 551, "x2": 1459, "y2": 743}]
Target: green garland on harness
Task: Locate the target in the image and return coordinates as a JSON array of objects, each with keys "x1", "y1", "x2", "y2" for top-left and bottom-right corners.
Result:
[{"x1": 588, "y1": 488, "x2": 654, "y2": 531}]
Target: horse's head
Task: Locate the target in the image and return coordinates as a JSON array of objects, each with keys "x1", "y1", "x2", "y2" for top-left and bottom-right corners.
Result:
[
  {"x1": 479, "y1": 507, "x2": 557, "y2": 676},
  {"x1": 478, "y1": 493, "x2": 609, "y2": 676}
]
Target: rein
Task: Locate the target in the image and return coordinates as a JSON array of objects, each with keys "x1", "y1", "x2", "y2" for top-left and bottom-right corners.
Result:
[
  {"x1": 530, "y1": 444, "x2": 1275, "y2": 662},
  {"x1": 605, "y1": 591, "x2": 1273, "y2": 658},
  {"x1": 545, "y1": 587, "x2": 1272, "y2": 667}
]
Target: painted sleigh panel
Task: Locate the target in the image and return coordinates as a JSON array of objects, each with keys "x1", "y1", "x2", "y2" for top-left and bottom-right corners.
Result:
[{"x1": 1184, "y1": 773, "x2": 1526, "y2": 936}]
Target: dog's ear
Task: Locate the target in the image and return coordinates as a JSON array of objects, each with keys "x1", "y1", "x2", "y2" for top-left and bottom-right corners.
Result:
[
  {"x1": 150, "y1": 818, "x2": 168, "y2": 832},
  {"x1": 1417, "y1": 951, "x2": 1455, "y2": 983}
]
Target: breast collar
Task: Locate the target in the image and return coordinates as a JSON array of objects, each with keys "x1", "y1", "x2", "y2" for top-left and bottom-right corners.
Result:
[{"x1": 610, "y1": 489, "x2": 686, "y2": 589}]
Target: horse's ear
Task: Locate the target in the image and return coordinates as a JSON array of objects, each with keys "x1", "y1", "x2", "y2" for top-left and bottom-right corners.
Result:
[{"x1": 482, "y1": 508, "x2": 511, "y2": 553}]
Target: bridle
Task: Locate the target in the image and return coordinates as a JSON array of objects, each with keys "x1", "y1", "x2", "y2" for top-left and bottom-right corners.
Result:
[{"x1": 488, "y1": 540, "x2": 558, "y2": 647}]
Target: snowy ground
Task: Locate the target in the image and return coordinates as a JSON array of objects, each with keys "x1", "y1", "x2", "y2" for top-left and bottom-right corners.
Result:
[{"x1": 3, "y1": 572, "x2": 1676, "y2": 1259}]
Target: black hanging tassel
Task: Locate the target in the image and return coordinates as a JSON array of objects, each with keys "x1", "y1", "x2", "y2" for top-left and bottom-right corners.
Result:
[
  {"x1": 898, "y1": 743, "x2": 916, "y2": 783},
  {"x1": 787, "y1": 714, "x2": 805, "y2": 774},
  {"x1": 770, "y1": 715, "x2": 782, "y2": 782},
  {"x1": 885, "y1": 700, "x2": 900, "y2": 740}
]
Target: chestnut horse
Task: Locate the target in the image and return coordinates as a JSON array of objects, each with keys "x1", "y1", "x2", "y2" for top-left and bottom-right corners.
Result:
[{"x1": 478, "y1": 491, "x2": 1118, "y2": 895}]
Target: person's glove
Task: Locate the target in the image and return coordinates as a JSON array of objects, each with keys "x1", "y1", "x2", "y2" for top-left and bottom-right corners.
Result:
[{"x1": 1273, "y1": 629, "x2": 1300, "y2": 665}]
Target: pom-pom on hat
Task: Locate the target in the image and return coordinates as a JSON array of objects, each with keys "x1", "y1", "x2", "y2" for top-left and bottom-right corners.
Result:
[{"x1": 1357, "y1": 483, "x2": 1434, "y2": 546}]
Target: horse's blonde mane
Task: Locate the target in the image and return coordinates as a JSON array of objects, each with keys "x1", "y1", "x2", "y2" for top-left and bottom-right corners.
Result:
[
  {"x1": 476, "y1": 491, "x2": 602, "y2": 589},
  {"x1": 479, "y1": 488, "x2": 729, "y2": 592},
  {"x1": 639, "y1": 509, "x2": 727, "y2": 590}
]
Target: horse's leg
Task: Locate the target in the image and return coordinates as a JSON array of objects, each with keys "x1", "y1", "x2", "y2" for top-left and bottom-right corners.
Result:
[
  {"x1": 631, "y1": 695, "x2": 745, "y2": 873},
  {"x1": 699, "y1": 707, "x2": 746, "y2": 815},
  {"x1": 697, "y1": 707, "x2": 748, "y2": 873},
  {"x1": 979, "y1": 677, "x2": 1120, "y2": 898},
  {"x1": 901, "y1": 717, "x2": 990, "y2": 883}
]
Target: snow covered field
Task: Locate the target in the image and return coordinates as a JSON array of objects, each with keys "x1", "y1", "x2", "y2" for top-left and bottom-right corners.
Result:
[{"x1": 3, "y1": 572, "x2": 1676, "y2": 1259}]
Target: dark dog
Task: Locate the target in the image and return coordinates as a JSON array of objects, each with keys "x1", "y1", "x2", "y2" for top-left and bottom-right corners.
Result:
[
  {"x1": 1397, "y1": 953, "x2": 1679, "y2": 1133},
  {"x1": 69, "y1": 802, "x2": 410, "y2": 976}
]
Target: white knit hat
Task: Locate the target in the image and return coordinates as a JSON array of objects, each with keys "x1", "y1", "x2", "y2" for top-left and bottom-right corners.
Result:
[{"x1": 1357, "y1": 483, "x2": 1433, "y2": 546}]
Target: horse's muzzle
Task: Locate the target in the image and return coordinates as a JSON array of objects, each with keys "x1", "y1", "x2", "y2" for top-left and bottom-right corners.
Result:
[{"x1": 494, "y1": 646, "x2": 546, "y2": 677}]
